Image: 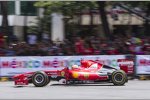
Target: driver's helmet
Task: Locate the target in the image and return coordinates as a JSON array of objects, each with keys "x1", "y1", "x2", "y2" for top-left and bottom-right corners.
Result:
[{"x1": 72, "y1": 65, "x2": 79, "y2": 69}]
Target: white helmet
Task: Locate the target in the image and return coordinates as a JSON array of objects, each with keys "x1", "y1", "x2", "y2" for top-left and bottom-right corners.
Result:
[{"x1": 72, "y1": 65, "x2": 79, "y2": 69}]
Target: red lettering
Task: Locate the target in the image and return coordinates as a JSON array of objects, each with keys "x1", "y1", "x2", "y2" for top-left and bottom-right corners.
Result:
[
  {"x1": 1, "y1": 61, "x2": 9, "y2": 68},
  {"x1": 139, "y1": 59, "x2": 146, "y2": 66},
  {"x1": 139, "y1": 59, "x2": 150, "y2": 66},
  {"x1": 43, "y1": 61, "x2": 50, "y2": 67}
]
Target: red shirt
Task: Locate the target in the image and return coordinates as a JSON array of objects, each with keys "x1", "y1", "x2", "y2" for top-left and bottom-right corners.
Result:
[
  {"x1": 0, "y1": 35, "x2": 4, "y2": 48},
  {"x1": 107, "y1": 49, "x2": 119, "y2": 55},
  {"x1": 75, "y1": 41, "x2": 84, "y2": 54}
]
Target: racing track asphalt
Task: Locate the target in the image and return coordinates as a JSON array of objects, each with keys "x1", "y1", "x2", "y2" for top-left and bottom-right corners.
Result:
[{"x1": 0, "y1": 80, "x2": 150, "y2": 99}]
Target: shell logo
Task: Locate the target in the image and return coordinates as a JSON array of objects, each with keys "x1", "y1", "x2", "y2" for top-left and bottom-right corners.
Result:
[
  {"x1": 61, "y1": 71, "x2": 65, "y2": 77},
  {"x1": 72, "y1": 72, "x2": 79, "y2": 78}
]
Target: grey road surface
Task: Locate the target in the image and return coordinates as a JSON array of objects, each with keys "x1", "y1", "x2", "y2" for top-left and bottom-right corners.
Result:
[{"x1": 0, "y1": 80, "x2": 150, "y2": 99}]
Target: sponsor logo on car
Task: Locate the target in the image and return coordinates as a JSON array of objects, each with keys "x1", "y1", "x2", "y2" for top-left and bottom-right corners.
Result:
[
  {"x1": 72, "y1": 72, "x2": 79, "y2": 78},
  {"x1": 61, "y1": 71, "x2": 65, "y2": 77},
  {"x1": 84, "y1": 73, "x2": 89, "y2": 79}
]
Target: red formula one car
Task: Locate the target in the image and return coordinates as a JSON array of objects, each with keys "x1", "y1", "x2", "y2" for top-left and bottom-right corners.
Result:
[{"x1": 13, "y1": 60, "x2": 128, "y2": 87}]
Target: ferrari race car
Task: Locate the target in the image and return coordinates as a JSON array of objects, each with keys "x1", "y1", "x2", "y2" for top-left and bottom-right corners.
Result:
[{"x1": 14, "y1": 60, "x2": 128, "y2": 87}]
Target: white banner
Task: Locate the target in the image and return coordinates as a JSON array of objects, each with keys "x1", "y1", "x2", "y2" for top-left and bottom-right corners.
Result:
[
  {"x1": 136, "y1": 55, "x2": 150, "y2": 74},
  {"x1": 0, "y1": 55, "x2": 125, "y2": 76}
]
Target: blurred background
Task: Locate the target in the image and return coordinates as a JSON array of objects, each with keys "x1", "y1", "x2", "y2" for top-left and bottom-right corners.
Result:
[{"x1": 0, "y1": 1, "x2": 150, "y2": 56}]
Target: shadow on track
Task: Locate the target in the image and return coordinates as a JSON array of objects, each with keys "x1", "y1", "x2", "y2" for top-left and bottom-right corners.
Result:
[
  {"x1": 12, "y1": 82, "x2": 126, "y2": 88},
  {"x1": 50, "y1": 84, "x2": 115, "y2": 86},
  {"x1": 50, "y1": 82, "x2": 123, "y2": 86}
]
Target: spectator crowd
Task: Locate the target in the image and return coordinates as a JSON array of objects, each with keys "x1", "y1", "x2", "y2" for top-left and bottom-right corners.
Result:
[{"x1": 0, "y1": 34, "x2": 150, "y2": 56}]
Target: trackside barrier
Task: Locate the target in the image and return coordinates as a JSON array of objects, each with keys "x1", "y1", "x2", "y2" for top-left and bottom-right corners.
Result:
[
  {"x1": 1, "y1": 55, "x2": 148, "y2": 81},
  {"x1": 136, "y1": 55, "x2": 150, "y2": 75},
  {"x1": 0, "y1": 55, "x2": 126, "y2": 77},
  {"x1": 136, "y1": 55, "x2": 150, "y2": 80},
  {"x1": 0, "y1": 77, "x2": 9, "y2": 82}
]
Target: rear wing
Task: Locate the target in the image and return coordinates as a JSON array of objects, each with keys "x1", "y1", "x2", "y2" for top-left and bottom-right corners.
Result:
[{"x1": 117, "y1": 59, "x2": 134, "y2": 74}]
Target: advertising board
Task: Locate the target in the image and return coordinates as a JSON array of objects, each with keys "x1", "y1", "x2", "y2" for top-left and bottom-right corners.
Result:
[
  {"x1": 0, "y1": 55, "x2": 126, "y2": 76},
  {"x1": 136, "y1": 55, "x2": 150, "y2": 75}
]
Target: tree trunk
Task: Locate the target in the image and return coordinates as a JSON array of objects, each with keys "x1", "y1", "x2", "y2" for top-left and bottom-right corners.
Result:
[
  {"x1": 144, "y1": 3, "x2": 150, "y2": 36},
  {"x1": 97, "y1": 1, "x2": 111, "y2": 39},
  {"x1": 0, "y1": 1, "x2": 9, "y2": 40},
  {"x1": 89, "y1": 8, "x2": 94, "y2": 36},
  {"x1": 23, "y1": 2, "x2": 28, "y2": 42}
]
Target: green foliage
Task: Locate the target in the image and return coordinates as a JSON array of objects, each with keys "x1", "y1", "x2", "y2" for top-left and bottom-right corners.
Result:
[
  {"x1": 30, "y1": 1, "x2": 150, "y2": 36},
  {"x1": 30, "y1": 1, "x2": 98, "y2": 36},
  {"x1": 27, "y1": 15, "x2": 51, "y2": 34},
  {"x1": 34, "y1": 1, "x2": 98, "y2": 16},
  {"x1": 126, "y1": 1, "x2": 150, "y2": 8}
]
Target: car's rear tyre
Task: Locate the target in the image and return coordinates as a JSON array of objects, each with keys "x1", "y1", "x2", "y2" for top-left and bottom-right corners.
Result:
[
  {"x1": 32, "y1": 71, "x2": 50, "y2": 87},
  {"x1": 111, "y1": 70, "x2": 127, "y2": 86}
]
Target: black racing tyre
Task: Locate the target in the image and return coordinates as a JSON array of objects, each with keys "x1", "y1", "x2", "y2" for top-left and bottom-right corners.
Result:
[
  {"x1": 32, "y1": 71, "x2": 49, "y2": 87},
  {"x1": 45, "y1": 77, "x2": 50, "y2": 85},
  {"x1": 111, "y1": 70, "x2": 127, "y2": 86}
]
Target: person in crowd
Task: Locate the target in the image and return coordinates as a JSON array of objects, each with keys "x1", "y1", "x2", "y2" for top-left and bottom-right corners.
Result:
[
  {"x1": 0, "y1": 32, "x2": 150, "y2": 56},
  {"x1": 74, "y1": 37, "x2": 85, "y2": 55}
]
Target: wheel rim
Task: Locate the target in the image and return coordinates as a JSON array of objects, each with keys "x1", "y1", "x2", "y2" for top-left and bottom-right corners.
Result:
[
  {"x1": 34, "y1": 74, "x2": 44, "y2": 84},
  {"x1": 114, "y1": 73, "x2": 124, "y2": 82}
]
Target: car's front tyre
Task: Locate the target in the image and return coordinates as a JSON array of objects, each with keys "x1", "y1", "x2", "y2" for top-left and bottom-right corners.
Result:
[{"x1": 32, "y1": 71, "x2": 50, "y2": 87}]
